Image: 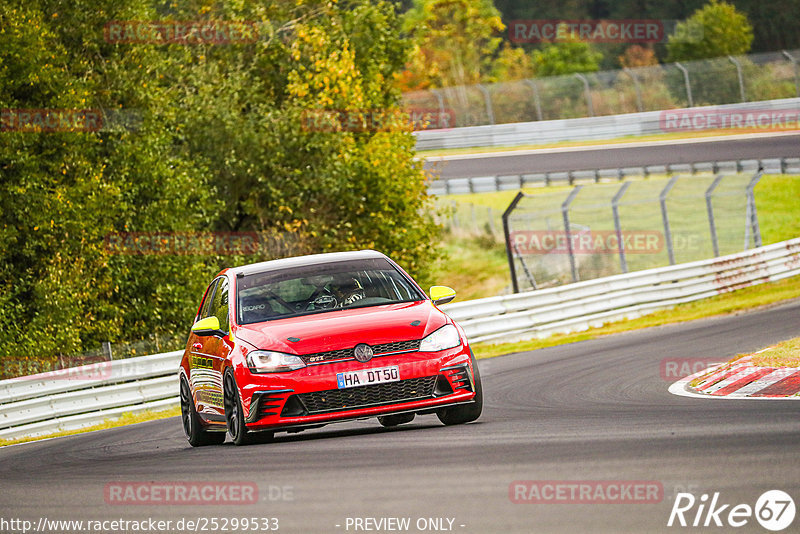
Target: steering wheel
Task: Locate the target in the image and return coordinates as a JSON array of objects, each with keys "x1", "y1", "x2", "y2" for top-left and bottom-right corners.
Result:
[{"x1": 308, "y1": 294, "x2": 338, "y2": 310}]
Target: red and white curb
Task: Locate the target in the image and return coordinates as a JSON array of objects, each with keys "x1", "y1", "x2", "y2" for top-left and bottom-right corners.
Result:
[{"x1": 669, "y1": 356, "x2": 800, "y2": 400}]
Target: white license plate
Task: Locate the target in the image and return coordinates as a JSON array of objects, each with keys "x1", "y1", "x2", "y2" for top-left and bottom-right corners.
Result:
[{"x1": 336, "y1": 366, "x2": 399, "y2": 389}]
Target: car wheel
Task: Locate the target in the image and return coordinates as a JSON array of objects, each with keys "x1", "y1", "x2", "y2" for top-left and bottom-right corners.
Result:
[
  {"x1": 437, "y1": 352, "x2": 483, "y2": 426},
  {"x1": 378, "y1": 413, "x2": 415, "y2": 427},
  {"x1": 223, "y1": 370, "x2": 257, "y2": 446},
  {"x1": 223, "y1": 370, "x2": 274, "y2": 446},
  {"x1": 180, "y1": 376, "x2": 225, "y2": 446}
]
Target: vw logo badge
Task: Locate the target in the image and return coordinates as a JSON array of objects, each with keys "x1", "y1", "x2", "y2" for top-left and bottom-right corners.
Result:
[{"x1": 354, "y1": 343, "x2": 374, "y2": 363}]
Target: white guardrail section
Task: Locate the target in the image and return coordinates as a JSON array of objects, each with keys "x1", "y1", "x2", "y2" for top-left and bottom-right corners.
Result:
[
  {"x1": 427, "y1": 157, "x2": 800, "y2": 195},
  {"x1": 414, "y1": 98, "x2": 800, "y2": 150},
  {"x1": 442, "y1": 238, "x2": 800, "y2": 343},
  {"x1": 0, "y1": 350, "x2": 182, "y2": 440},
  {"x1": 1, "y1": 238, "x2": 798, "y2": 440}
]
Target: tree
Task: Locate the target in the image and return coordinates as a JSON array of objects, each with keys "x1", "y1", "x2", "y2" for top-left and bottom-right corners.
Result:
[
  {"x1": 530, "y1": 29, "x2": 603, "y2": 77},
  {"x1": 666, "y1": 0, "x2": 754, "y2": 62},
  {"x1": 401, "y1": 0, "x2": 505, "y2": 89},
  {"x1": 618, "y1": 45, "x2": 658, "y2": 69},
  {"x1": 0, "y1": 0, "x2": 441, "y2": 365},
  {"x1": 490, "y1": 42, "x2": 535, "y2": 82}
]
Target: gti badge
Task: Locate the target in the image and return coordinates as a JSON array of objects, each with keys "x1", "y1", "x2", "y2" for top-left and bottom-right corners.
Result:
[{"x1": 354, "y1": 343, "x2": 374, "y2": 363}]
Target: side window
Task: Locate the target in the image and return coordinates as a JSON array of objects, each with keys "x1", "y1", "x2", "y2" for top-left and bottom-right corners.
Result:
[
  {"x1": 198, "y1": 279, "x2": 219, "y2": 320},
  {"x1": 209, "y1": 278, "x2": 230, "y2": 334}
]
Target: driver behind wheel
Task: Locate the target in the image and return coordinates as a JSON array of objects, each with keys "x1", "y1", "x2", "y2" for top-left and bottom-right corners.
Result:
[{"x1": 329, "y1": 274, "x2": 366, "y2": 307}]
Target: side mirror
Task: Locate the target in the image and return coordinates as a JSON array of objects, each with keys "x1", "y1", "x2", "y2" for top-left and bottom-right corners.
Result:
[
  {"x1": 430, "y1": 285, "x2": 456, "y2": 306},
  {"x1": 191, "y1": 316, "x2": 225, "y2": 337}
]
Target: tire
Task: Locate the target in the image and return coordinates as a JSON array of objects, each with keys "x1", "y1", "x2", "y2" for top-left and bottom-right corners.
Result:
[
  {"x1": 378, "y1": 413, "x2": 415, "y2": 427},
  {"x1": 180, "y1": 376, "x2": 225, "y2": 447},
  {"x1": 224, "y1": 370, "x2": 274, "y2": 446},
  {"x1": 437, "y1": 352, "x2": 483, "y2": 426}
]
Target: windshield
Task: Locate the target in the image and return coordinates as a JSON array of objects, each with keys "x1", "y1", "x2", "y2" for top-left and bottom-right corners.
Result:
[{"x1": 236, "y1": 258, "x2": 425, "y2": 324}]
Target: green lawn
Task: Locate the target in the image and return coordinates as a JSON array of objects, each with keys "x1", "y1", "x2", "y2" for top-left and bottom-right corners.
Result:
[{"x1": 437, "y1": 174, "x2": 800, "y2": 300}]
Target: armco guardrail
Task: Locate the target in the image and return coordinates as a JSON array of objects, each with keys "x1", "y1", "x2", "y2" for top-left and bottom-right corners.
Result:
[
  {"x1": 1, "y1": 238, "x2": 798, "y2": 440},
  {"x1": 442, "y1": 238, "x2": 800, "y2": 343},
  {"x1": 427, "y1": 157, "x2": 800, "y2": 195},
  {"x1": 0, "y1": 350, "x2": 182, "y2": 440},
  {"x1": 414, "y1": 98, "x2": 800, "y2": 151}
]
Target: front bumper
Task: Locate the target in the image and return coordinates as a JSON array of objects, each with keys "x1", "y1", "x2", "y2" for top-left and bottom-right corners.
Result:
[{"x1": 239, "y1": 346, "x2": 475, "y2": 431}]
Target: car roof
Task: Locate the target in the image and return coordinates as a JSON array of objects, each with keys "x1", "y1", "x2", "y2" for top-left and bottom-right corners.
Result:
[{"x1": 225, "y1": 249, "x2": 390, "y2": 278}]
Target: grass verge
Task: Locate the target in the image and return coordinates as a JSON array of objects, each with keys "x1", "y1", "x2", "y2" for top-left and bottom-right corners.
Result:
[
  {"x1": 0, "y1": 405, "x2": 180, "y2": 448},
  {"x1": 751, "y1": 337, "x2": 800, "y2": 368},
  {"x1": 472, "y1": 275, "x2": 800, "y2": 359},
  {"x1": 428, "y1": 235, "x2": 510, "y2": 300},
  {"x1": 687, "y1": 337, "x2": 800, "y2": 388},
  {"x1": 437, "y1": 174, "x2": 799, "y2": 300}
]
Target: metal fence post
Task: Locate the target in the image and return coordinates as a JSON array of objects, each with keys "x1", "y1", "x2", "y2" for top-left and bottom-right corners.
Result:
[
  {"x1": 660, "y1": 176, "x2": 679, "y2": 265},
  {"x1": 562, "y1": 186, "x2": 583, "y2": 282},
  {"x1": 477, "y1": 84, "x2": 495, "y2": 125},
  {"x1": 523, "y1": 79, "x2": 544, "y2": 121},
  {"x1": 705, "y1": 174, "x2": 724, "y2": 257},
  {"x1": 487, "y1": 207, "x2": 497, "y2": 236},
  {"x1": 675, "y1": 62, "x2": 694, "y2": 107},
  {"x1": 470, "y1": 203, "x2": 477, "y2": 232},
  {"x1": 503, "y1": 192, "x2": 526, "y2": 293},
  {"x1": 513, "y1": 243, "x2": 538, "y2": 290},
  {"x1": 744, "y1": 171, "x2": 763, "y2": 249},
  {"x1": 431, "y1": 89, "x2": 447, "y2": 124},
  {"x1": 624, "y1": 67, "x2": 644, "y2": 112},
  {"x1": 611, "y1": 182, "x2": 631, "y2": 273},
  {"x1": 782, "y1": 50, "x2": 800, "y2": 97},
  {"x1": 573, "y1": 73, "x2": 594, "y2": 117},
  {"x1": 728, "y1": 56, "x2": 747, "y2": 102}
]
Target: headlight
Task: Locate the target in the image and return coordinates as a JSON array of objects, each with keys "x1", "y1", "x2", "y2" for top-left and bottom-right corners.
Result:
[
  {"x1": 246, "y1": 350, "x2": 306, "y2": 373},
  {"x1": 419, "y1": 324, "x2": 461, "y2": 352}
]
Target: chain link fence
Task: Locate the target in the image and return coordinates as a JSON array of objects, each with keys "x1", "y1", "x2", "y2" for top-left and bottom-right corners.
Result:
[
  {"x1": 501, "y1": 172, "x2": 763, "y2": 292},
  {"x1": 403, "y1": 49, "x2": 800, "y2": 128}
]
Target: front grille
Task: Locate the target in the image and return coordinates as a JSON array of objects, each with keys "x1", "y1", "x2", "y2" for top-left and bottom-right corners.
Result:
[
  {"x1": 300, "y1": 339, "x2": 420, "y2": 364},
  {"x1": 290, "y1": 375, "x2": 437, "y2": 415}
]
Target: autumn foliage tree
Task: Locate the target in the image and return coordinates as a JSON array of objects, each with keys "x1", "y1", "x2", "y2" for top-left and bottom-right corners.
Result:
[
  {"x1": 0, "y1": 0, "x2": 439, "y2": 363},
  {"x1": 401, "y1": 0, "x2": 505, "y2": 90}
]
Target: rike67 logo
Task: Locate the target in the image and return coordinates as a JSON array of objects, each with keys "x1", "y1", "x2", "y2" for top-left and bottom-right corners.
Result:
[{"x1": 668, "y1": 490, "x2": 795, "y2": 531}]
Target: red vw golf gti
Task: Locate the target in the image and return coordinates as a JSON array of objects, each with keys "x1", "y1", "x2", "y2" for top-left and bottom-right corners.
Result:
[{"x1": 179, "y1": 250, "x2": 482, "y2": 446}]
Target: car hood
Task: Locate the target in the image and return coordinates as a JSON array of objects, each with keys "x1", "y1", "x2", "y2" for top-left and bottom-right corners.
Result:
[{"x1": 234, "y1": 300, "x2": 449, "y2": 354}]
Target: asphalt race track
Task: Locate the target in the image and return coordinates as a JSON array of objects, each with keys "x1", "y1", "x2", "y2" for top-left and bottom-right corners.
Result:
[
  {"x1": 1, "y1": 299, "x2": 798, "y2": 533},
  {"x1": 424, "y1": 133, "x2": 800, "y2": 180}
]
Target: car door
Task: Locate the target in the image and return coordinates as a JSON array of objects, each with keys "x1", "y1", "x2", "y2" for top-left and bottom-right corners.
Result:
[{"x1": 189, "y1": 277, "x2": 233, "y2": 419}]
